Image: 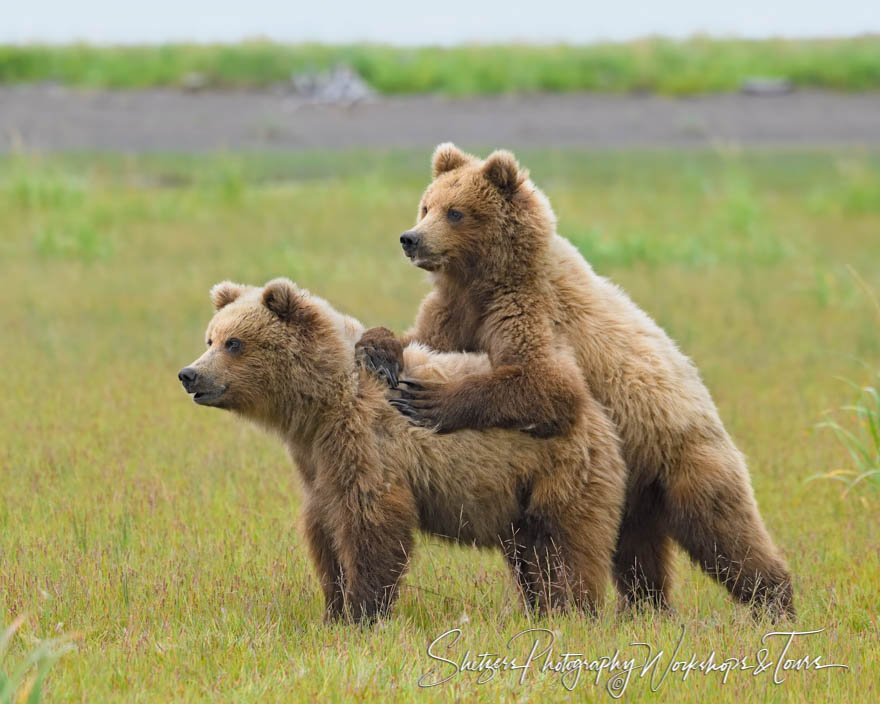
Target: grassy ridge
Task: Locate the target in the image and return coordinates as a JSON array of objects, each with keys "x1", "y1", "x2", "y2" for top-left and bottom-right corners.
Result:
[
  {"x1": 1, "y1": 37, "x2": 880, "y2": 94},
  {"x1": 1, "y1": 149, "x2": 879, "y2": 701}
]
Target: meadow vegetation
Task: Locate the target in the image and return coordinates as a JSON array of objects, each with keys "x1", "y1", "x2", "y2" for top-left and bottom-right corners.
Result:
[
  {"x1": 0, "y1": 37, "x2": 879, "y2": 94},
  {"x1": 1, "y1": 149, "x2": 878, "y2": 701}
]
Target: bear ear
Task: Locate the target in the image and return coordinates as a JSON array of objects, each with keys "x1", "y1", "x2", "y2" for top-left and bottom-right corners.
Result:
[
  {"x1": 211, "y1": 281, "x2": 247, "y2": 310},
  {"x1": 482, "y1": 150, "x2": 527, "y2": 197},
  {"x1": 262, "y1": 278, "x2": 305, "y2": 323},
  {"x1": 432, "y1": 142, "x2": 472, "y2": 177}
]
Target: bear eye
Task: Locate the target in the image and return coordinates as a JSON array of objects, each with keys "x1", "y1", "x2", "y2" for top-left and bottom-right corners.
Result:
[
  {"x1": 447, "y1": 208, "x2": 463, "y2": 223},
  {"x1": 225, "y1": 338, "x2": 243, "y2": 354},
  {"x1": 421, "y1": 205, "x2": 428, "y2": 217}
]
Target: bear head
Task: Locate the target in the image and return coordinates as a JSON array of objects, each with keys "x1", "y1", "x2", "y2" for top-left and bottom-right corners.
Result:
[
  {"x1": 178, "y1": 278, "x2": 360, "y2": 427},
  {"x1": 399, "y1": 143, "x2": 556, "y2": 279}
]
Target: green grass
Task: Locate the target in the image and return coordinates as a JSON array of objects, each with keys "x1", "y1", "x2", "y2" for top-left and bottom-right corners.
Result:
[
  {"x1": 1, "y1": 149, "x2": 879, "y2": 702},
  {"x1": 814, "y1": 290, "x2": 880, "y2": 495},
  {"x1": 1, "y1": 37, "x2": 880, "y2": 94}
]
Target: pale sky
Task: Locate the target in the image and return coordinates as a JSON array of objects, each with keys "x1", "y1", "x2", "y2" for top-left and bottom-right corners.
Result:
[{"x1": 3, "y1": 0, "x2": 878, "y2": 44}]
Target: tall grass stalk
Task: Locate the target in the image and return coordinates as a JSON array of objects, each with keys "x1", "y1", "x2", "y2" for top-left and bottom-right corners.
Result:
[{"x1": 0, "y1": 617, "x2": 74, "y2": 704}]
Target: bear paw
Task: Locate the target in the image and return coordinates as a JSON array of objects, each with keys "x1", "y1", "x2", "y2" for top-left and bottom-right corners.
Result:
[{"x1": 356, "y1": 326, "x2": 403, "y2": 388}]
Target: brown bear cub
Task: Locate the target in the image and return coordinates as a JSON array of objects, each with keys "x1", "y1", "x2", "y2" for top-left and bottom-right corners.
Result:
[
  {"x1": 358, "y1": 145, "x2": 586, "y2": 438},
  {"x1": 179, "y1": 279, "x2": 627, "y2": 623},
  {"x1": 357, "y1": 144, "x2": 795, "y2": 619}
]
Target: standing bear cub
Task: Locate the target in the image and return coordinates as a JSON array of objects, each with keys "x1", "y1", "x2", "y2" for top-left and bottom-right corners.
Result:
[
  {"x1": 180, "y1": 279, "x2": 627, "y2": 622},
  {"x1": 357, "y1": 144, "x2": 794, "y2": 619}
]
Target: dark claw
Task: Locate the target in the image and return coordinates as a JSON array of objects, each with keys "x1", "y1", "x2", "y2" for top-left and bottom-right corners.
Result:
[
  {"x1": 398, "y1": 379, "x2": 425, "y2": 391},
  {"x1": 389, "y1": 399, "x2": 418, "y2": 418},
  {"x1": 359, "y1": 349, "x2": 400, "y2": 389},
  {"x1": 377, "y1": 367, "x2": 396, "y2": 388},
  {"x1": 389, "y1": 398, "x2": 436, "y2": 427},
  {"x1": 396, "y1": 387, "x2": 435, "y2": 405}
]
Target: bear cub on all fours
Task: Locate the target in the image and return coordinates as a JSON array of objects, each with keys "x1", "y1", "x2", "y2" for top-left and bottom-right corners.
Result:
[
  {"x1": 179, "y1": 279, "x2": 627, "y2": 623},
  {"x1": 357, "y1": 144, "x2": 794, "y2": 620}
]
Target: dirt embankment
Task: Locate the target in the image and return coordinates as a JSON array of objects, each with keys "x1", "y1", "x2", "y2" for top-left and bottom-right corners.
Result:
[{"x1": 2, "y1": 86, "x2": 879, "y2": 152}]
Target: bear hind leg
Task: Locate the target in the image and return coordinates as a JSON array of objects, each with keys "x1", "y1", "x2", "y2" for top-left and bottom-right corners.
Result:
[
  {"x1": 613, "y1": 480, "x2": 674, "y2": 612},
  {"x1": 666, "y1": 443, "x2": 794, "y2": 621},
  {"x1": 504, "y1": 506, "x2": 616, "y2": 617},
  {"x1": 503, "y1": 515, "x2": 573, "y2": 614}
]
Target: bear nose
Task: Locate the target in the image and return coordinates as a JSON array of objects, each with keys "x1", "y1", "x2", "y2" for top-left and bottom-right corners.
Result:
[
  {"x1": 178, "y1": 367, "x2": 198, "y2": 389},
  {"x1": 400, "y1": 231, "x2": 421, "y2": 254}
]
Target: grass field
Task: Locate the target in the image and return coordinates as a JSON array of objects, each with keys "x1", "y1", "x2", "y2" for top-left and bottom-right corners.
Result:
[
  {"x1": 1, "y1": 148, "x2": 879, "y2": 702},
  {"x1": 1, "y1": 37, "x2": 880, "y2": 95}
]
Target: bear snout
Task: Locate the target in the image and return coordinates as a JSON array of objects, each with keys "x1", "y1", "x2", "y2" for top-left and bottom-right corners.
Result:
[
  {"x1": 178, "y1": 366, "x2": 199, "y2": 391},
  {"x1": 400, "y1": 230, "x2": 421, "y2": 256}
]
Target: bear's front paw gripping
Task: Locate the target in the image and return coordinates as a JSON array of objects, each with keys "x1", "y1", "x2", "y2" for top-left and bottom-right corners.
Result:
[
  {"x1": 389, "y1": 379, "x2": 457, "y2": 433},
  {"x1": 355, "y1": 327, "x2": 404, "y2": 388}
]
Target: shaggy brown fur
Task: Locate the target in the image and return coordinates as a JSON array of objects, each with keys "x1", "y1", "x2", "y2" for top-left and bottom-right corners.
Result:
[
  {"x1": 179, "y1": 279, "x2": 627, "y2": 623},
  {"x1": 356, "y1": 144, "x2": 795, "y2": 619},
  {"x1": 358, "y1": 147, "x2": 587, "y2": 438}
]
